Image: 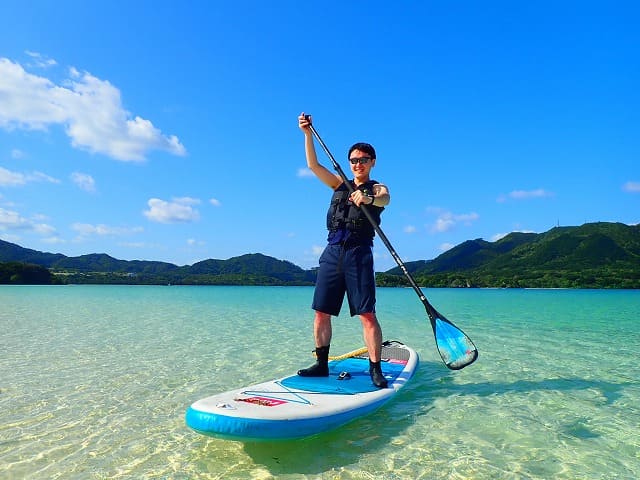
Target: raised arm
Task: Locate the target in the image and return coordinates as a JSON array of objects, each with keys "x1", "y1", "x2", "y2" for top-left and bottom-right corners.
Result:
[{"x1": 299, "y1": 113, "x2": 342, "y2": 189}]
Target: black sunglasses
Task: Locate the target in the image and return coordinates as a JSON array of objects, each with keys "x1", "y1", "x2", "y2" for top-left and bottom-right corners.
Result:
[{"x1": 349, "y1": 156, "x2": 372, "y2": 165}]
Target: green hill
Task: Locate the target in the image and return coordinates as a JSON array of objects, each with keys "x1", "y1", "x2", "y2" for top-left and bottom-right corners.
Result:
[
  {"x1": 185, "y1": 254, "x2": 314, "y2": 283},
  {"x1": 1, "y1": 222, "x2": 638, "y2": 287},
  {"x1": 0, "y1": 241, "x2": 315, "y2": 286},
  {"x1": 0, "y1": 262, "x2": 56, "y2": 284},
  {"x1": 382, "y1": 222, "x2": 640, "y2": 288},
  {"x1": 0, "y1": 240, "x2": 66, "y2": 267}
]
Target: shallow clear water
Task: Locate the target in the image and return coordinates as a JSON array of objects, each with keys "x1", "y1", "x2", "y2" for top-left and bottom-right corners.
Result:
[{"x1": 1, "y1": 286, "x2": 639, "y2": 479}]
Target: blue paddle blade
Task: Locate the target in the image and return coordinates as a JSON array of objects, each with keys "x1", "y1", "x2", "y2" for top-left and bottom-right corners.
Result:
[{"x1": 434, "y1": 316, "x2": 478, "y2": 370}]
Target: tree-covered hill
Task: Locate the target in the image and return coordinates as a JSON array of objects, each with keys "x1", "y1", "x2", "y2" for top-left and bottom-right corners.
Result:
[
  {"x1": 1, "y1": 222, "x2": 638, "y2": 287},
  {"x1": 0, "y1": 240, "x2": 66, "y2": 267},
  {"x1": 0, "y1": 241, "x2": 316, "y2": 286},
  {"x1": 0, "y1": 262, "x2": 57, "y2": 284},
  {"x1": 184, "y1": 254, "x2": 315, "y2": 283},
  {"x1": 382, "y1": 222, "x2": 640, "y2": 288}
]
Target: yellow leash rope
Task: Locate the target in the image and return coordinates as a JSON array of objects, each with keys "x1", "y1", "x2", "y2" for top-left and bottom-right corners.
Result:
[{"x1": 328, "y1": 347, "x2": 369, "y2": 360}]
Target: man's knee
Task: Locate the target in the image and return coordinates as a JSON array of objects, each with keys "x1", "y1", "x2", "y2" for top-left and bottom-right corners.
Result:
[
  {"x1": 359, "y1": 312, "x2": 378, "y2": 327},
  {"x1": 315, "y1": 311, "x2": 332, "y2": 323}
]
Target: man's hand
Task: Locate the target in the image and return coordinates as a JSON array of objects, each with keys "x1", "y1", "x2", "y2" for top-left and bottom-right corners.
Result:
[
  {"x1": 299, "y1": 112, "x2": 312, "y2": 133},
  {"x1": 350, "y1": 190, "x2": 374, "y2": 207}
]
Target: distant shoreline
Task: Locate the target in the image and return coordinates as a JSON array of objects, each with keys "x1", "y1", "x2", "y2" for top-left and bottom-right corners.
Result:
[{"x1": 2, "y1": 222, "x2": 639, "y2": 289}]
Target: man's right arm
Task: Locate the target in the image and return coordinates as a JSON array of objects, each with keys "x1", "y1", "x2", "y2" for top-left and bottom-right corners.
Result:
[{"x1": 300, "y1": 113, "x2": 342, "y2": 189}]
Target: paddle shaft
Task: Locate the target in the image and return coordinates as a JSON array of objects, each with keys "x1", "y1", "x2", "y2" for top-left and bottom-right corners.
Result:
[{"x1": 306, "y1": 120, "x2": 439, "y2": 321}]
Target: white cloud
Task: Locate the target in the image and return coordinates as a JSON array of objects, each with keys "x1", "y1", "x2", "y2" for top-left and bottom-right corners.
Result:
[
  {"x1": 297, "y1": 167, "x2": 314, "y2": 178},
  {"x1": 209, "y1": 198, "x2": 222, "y2": 207},
  {"x1": 622, "y1": 181, "x2": 640, "y2": 193},
  {"x1": 0, "y1": 233, "x2": 21, "y2": 243},
  {"x1": 118, "y1": 241, "x2": 144, "y2": 248},
  {"x1": 0, "y1": 195, "x2": 16, "y2": 208},
  {"x1": 72, "y1": 223, "x2": 143, "y2": 237},
  {"x1": 497, "y1": 188, "x2": 554, "y2": 202},
  {"x1": 372, "y1": 250, "x2": 389, "y2": 263},
  {"x1": 429, "y1": 209, "x2": 479, "y2": 233},
  {"x1": 491, "y1": 232, "x2": 508, "y2": 242},
  {"x1": 439, "y1": 242, "x2": 455, "y2": 252},
  {"x1": 491, "y1": 229, "x2": 535, "y2": 242},
  {"x1": 173, "y1": 196, "x2": 200, "y2": 205},
  {"x1": 403, "y1": 225, "x2": 417, "y2": 234},
  {"x1": 0, "y1": 206, "x2": 56, "y2": 235},
  {"x1": 11, "y1": 148, "x2": 26, "y2": 159},
  {"x1": 70, "y1": 172, "x2": 96, "y2": 192},
  {"x1": 32, "y1": 223, "x2": 56, "y2": 235},
  {"x1": 432, "y1": 216, "x2": 454, "y2": 233},
  {"x1": 187, "y1": 238, "x2": 205, "y2": 246},
  {"x1": 0, "y1": 166, "x2": 60, "y2": 186},
  {"x1": 143, "y1": 197, "x2": 201, "y2": 223},
  {"x1": 30, "y1": 171, "x2": 60, "y2": 184},
  {"x1": 42, "y1": 236, "x2": 66, "y2": 244},
  {"x1": 0, "y1": 167, "x2": 25, "y2": 186},
  {"x1": 25, "y1": 51, "x2": 57, "y2": 69},
  {"x1": 0, "y1": 57, "x2": 186, "y2": 162},
  {"x1": 32, "y1": 213, "x2": 50, "y2": 222},
  {"x1": 0, "y1": 208, "x2": 30, "y2": 229}
]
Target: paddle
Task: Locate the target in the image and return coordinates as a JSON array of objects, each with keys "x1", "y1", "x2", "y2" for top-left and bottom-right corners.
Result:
[{"x1": 304, "y1": 115, "x2": 478, "y2": 370}]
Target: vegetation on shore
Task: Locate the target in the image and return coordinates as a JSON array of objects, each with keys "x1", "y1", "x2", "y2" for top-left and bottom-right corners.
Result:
[
  {"x1": 1, "y1": 222, "x2": 638, "y2": 288},
  {"x1": 0, "y1": 262, "x2": 59, "y2": 285}
]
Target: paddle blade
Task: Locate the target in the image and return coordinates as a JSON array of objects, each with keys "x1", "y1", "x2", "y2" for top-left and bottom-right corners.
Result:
[{"x1": 433, "y1": 313, "x2": 478, "y2": 370}]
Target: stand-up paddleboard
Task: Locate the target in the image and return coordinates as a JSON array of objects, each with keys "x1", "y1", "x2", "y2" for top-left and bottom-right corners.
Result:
[{"x1": 185, "y1": 340, "x2": 418, "y2": 441}]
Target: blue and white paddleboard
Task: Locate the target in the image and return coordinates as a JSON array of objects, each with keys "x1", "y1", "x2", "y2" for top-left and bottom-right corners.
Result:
[{"x1": 185, "y1": 340, "x2": 418, "y2": 441}]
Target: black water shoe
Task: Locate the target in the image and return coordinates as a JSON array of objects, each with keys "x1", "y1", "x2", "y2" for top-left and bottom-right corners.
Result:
[
  {"x1": 297, "y1": 345, "x2": 330, "y2": 377},
  {"x1": 369, "y1": 361, "x2": 388, "y2": 388}
]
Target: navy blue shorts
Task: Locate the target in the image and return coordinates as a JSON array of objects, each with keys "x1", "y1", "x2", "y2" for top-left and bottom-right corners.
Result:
[{"x1": 312, "y1": 244, "x2": 376, "y2": 317}]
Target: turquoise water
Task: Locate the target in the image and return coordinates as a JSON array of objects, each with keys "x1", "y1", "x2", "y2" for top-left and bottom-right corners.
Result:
[{"x1": 1, "y1": 286, "x2": 639, "y2": 479}]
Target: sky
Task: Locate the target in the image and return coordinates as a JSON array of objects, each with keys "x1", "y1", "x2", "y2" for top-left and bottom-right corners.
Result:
[{"x1": 0, "y1": 1, "x2": 638, "y2": 271}]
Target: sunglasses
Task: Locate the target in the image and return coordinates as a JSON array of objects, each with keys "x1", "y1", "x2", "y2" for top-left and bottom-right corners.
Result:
[{"x1": 349, "y1": 156, "x2": 372, "y2": 165}]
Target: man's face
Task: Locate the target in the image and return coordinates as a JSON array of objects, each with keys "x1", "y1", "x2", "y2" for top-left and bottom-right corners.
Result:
[{"x1": 348, "y1": 149, "x2": 375, "y2": 176}]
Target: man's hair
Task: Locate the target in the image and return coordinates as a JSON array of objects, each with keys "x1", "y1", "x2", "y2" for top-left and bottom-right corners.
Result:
[{"x1": 348, "y1": 142, "x2": 376, "y2": 160}]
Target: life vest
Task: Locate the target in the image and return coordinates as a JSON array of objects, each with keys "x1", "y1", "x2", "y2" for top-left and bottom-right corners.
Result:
[{"x1": 326, "y1": 180, "x2": 383, "y2": 242}]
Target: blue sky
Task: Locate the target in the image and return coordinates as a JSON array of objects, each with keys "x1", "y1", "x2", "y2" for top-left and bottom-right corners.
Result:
[{"x1": 1, "y1": 1, "x2": 638, "y2": 271}]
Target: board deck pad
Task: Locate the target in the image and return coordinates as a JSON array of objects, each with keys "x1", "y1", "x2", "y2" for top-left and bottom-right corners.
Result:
[
  {"x1": 281, "y1": 347, "x2": 410, "y2": 394},
  {"x1": 185, "y1": 341, "x2": 418, "y2": 441}
]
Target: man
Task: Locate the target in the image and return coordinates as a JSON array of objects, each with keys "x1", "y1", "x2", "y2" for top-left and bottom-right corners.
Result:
[{"x1": 297, "y1": 112, "x2": 390, "y2": 388}]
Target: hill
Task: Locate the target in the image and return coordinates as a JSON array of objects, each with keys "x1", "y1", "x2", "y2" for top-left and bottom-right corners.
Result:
[
  {"x1": 0, "y1": 240, "x2": 315, "y2": 286},
  {"x1": 382, "y1": 222, "x2": 640, "y2": 288},
  {"x1": 0, "y1": 262, "x2": 57, "y2": 284},
  {"x1": 1, "y1": 222, "x2": 638, "y2": 287}
]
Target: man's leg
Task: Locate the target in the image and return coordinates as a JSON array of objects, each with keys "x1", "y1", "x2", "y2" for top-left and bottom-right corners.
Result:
[
  {"x1": 313, "y1": 310, "x2": 332, "y2": 348},
  {"x1": 360, "y1": 312, "x2": 388, "y2": 388},
  {"x1": 298, "y1": 311, "x2": 332, "y2": 377},
  {"x1": 359, "y1": 312, "x2": 382, "y2": 361}
]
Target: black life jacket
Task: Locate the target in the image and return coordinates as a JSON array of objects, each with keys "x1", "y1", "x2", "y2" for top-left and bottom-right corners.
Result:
[{"x1": 326, "y1": 180, "x2": 383, "y2": 242}]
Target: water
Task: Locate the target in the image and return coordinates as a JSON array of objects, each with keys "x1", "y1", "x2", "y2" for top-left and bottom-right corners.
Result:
[{"x1": 1, "y1": 286, "x2": 639, "y2": 479}]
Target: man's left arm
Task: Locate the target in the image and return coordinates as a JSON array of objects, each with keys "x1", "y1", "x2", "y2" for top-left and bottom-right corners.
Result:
[{"x1": 371, "y1": 184, "x2": 390, "y2": 207}]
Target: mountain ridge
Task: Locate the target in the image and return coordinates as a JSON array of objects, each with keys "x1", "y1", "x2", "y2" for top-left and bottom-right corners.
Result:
[
  {"x1": 1, "y1": 221, "x2": 638, "y2": 288},
  {"x1": 382, "y1": 222, "x2": 639, "y2": 288}
]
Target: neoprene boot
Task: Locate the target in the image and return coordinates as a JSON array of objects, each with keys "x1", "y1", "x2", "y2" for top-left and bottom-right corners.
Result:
[
  {"x1": 369, "y1": 360, "x2": 388, "y2": 388},
  {"x1": 297, "y1": 345, "x2": 330, "y2": 377}
]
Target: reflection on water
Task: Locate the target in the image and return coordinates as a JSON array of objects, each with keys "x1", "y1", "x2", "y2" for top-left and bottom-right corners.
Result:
[{"x1": 0, "y1": 286, "x2": 638, "y2": 479}]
